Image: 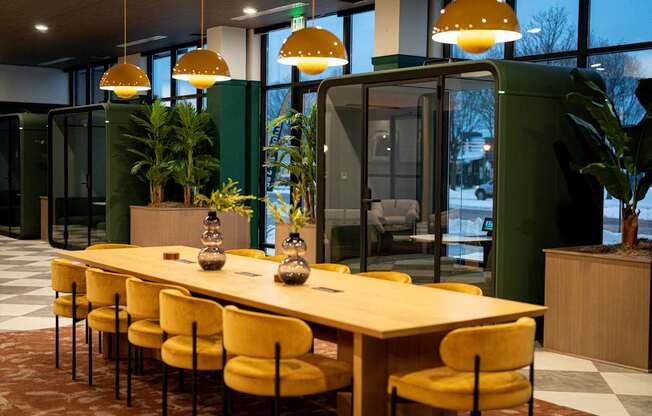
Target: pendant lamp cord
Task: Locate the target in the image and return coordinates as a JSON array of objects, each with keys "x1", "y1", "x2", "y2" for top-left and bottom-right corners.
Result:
[
  {"x1": 200, "y1": 0, "x2": 204, "y2": 46},
  {"x1": 312, "y1": 0, "x2": 315, "y2": 25},
  {"x1": 123, "y1": 0, "x2": 127, "y2": 63}
]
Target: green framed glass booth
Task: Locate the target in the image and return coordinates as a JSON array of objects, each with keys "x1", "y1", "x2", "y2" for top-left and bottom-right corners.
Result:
[
  {"x1": 48, "y1": 103, "x2": 146, "y2": 249},
  {"x1": 317, "y1": 60, "x2": 603, "y2": 304},
  {"x1": 0, "y1": 113, "x2": 48, "y2": 238}
]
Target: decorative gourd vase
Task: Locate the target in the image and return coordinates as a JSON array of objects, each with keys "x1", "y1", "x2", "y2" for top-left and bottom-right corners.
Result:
[
  {"x1": 198, "y1": 210, "x2": 226, "y2": 271},
  {"x1": 277, "y1": 232, "x2": 311, "y2": 285}
]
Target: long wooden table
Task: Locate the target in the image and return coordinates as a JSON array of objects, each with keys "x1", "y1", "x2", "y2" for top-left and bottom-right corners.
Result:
[{"x1": 58, "y1": 246, "x2": 546, "y2": 416}]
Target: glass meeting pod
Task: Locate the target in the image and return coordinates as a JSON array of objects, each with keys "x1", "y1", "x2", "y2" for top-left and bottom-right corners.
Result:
[
  {"x1": 48, "y1": 103, "x2": 147, "y2": 249},
  {"x1": 0, "y1": 113, "x2": 48, "y2": 238},
  {"x1": 317, "y1": 60, "x2": 602, "y2": 304}
]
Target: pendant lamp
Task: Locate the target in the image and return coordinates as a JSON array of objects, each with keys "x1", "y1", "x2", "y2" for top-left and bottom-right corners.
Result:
[
  {"x1": 173, "y1": 0, "x2": 231, "y2": 89},
  {"x1": 432, "y1": 0, "x2": 521, "y2": 54},
  {"x1": 278, "y1": 0, "x2": 348, "y2": 75},
  {"x1": 100, "y1": 0, "x2": 151, "y2": 99}
]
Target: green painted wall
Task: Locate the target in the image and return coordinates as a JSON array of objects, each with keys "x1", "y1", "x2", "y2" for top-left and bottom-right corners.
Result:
[
  {"x1": 207, "y1": 80, "x2": 261, "y2": 247},
  {"x1": 372, "y1": 54, "x2": 426, "y2": 71}
]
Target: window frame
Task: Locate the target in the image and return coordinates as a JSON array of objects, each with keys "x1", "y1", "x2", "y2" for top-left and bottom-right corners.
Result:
[{"x1": 67, "y1": 61, "x2": 114, "y2": 106}]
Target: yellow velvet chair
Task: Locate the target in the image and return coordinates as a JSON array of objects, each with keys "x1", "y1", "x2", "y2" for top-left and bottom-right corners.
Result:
[
  {"x1": 86, "y1": 267, "x2": 132, "y2": 399},
  {"x1": 222, "y1": 305, "x2": 352, "y2": 416},
  {"x1": 424, "y1": 282, "x2": 483, "y2": 296},
  {"x1": 125, "y1": 277, "x2": 191, "y2": 407},
  {"x1": 388, "y1": 317, "x2": 536, "y2": 416},
  {"x1": 85, "y1": 243, "x2": 140, "y2": 250},
  {"x1": 160, "y1": 289, "x2": 225, "y2": 416},
  {"x1": 225, "y1": 249, "x2": 266, "y2": 259},
  {"x1": 264, "y1": 255, "x2": 287, "y2": 262},
  {"x1": 51, "y1": 258, "x2": 89, "y2": 381},
  {"x1": 357, "y1": 271, "x2": 412, "y2": 283},
  {"x1": 311, "y1": 263, "x2": 351, "y2": 274}
]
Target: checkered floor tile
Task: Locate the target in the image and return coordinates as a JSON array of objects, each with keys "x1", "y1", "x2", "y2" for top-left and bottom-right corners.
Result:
[{"x1": 0, "y1": 235, "x2": 650, "y2": 415}]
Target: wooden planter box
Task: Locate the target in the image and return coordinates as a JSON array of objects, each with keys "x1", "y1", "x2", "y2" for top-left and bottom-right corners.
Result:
[
  {"x1": 130, "y1": 206, "x2": 250, "y2": 250},
  {"x1": 544, "y1": 247, "x2": 652, "y2": 371},
  {"x1": 275, "y1": 223, "x2": 317, "y2": 263}
]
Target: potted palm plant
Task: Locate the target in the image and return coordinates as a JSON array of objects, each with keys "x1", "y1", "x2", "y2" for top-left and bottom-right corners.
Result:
[
  {"x1": 169, "y1": 102, "x2": 220, "y2": 207},
  {"x1": 265, "y1": 103, "x2": 317, "y2": 262},
  {"x1": 543, "y1": 69, "x2": 652, "y2": 371}
]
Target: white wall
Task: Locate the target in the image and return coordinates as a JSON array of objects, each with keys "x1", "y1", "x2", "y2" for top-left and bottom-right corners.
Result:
[{"x1": 0, "y1": 64, "x2": 68, "y2": 104}]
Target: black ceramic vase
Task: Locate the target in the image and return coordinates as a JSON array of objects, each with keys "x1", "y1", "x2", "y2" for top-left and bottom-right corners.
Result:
[
  {"x1": 277, "y1": 232, "x2": 310, "y2": 285},
  {"x1": 198, "y1": 210, "x2": 226, "y2": 271}
]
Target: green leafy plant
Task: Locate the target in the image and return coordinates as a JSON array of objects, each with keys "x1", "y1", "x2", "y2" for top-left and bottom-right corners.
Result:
[
  {"x1": 566, "y1": 68, "x2": 652, "y2": 246},
  {"x1": 169, "y1": 102, "x2": 220, "y2": 206},
  {"x1": 195, "y1": 178, "x2": 257, "y2": 219},
  {"x1": 265, "y1": 103, "x2": 317, "y2": 223},
  {"x1": 265, "y1": 189, "x2": 311, "y2": 234},
  {"x1": 123, "y1": 99, "x2": 175, "y2": 206}
]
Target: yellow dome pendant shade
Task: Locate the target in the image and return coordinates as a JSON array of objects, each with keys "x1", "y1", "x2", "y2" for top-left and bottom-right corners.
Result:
[
  {"x1": 432, "y1": 0, "x2": 521, "y2": 54},
  {"x1": 278, "y1": 26, "x2": 348, "y2": 76},
  {"x1": 172, "y1": 49, "x2": 231, "y2": 89},
  {"x1": 100, "y1": 63, "x2": 150, "y2": 99}
]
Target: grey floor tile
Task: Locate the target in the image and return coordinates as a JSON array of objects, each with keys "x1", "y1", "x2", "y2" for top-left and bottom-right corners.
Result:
[
  {"x1": 2, "y1": 295, "x2": 54, "y2": 305},
  {"x1": 23, "y1": 306, "x2": 54, "y2": 318},
  {"x1": 0, "y1": 286, "x2": 39, "y2": 295},
  {"x1": 594, "y1": 361, "x2": 639, "y2": 373},
  {"x1": 0, "y1": 315, "x2": 13, "y2": 323},
  {"x1": 618, "y1": 395, "x2": 652, "y2": 416},
  {"x1": 534, "y1": 370, "x2": 614, "y2": 393}
]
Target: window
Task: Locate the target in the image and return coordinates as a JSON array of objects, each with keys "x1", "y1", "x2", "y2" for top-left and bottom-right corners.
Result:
[
  {"x1": 590, "y1": 0, "x2": 652, "y2": 47},
  {"x1": 299, "y1": 15, "x2": 344, "y2": 82},
  {"x1": 260, "y1": 9, "x2": 375, "y2": 249},
  {"x1": 176, "y1": 46, "x2": 198, "y2": 97},
  {"x1": 74, "y1": 69, "x2": 86, "y2": 106},
  {"x1": 452, "y1": 44, "x2": 505, "y2": 60},
  {"x1": 515, "y1": 0, "x2": 578, "y2": 56},
  {"x1": 152, "y1": 51, "x2": 171, "y2": 100},
  {"x1": 71, "y1": 65, "x2": 109, "y2": 106},
  {"x1": 351, "y1": 11, "x2": 375, "y2": 73},
  {"x1": 91, "y1": 66, "x2": 106, "y2": 104}
]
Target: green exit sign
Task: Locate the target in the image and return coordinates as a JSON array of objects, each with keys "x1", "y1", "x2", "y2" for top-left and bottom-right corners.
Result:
[{"x1": 291, "y1": 15, "x2": 305, "y2": 32}]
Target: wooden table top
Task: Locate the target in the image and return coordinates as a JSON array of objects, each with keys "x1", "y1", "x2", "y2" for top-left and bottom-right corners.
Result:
[{"x1": 57, "y1": 246, "x2": 546, "y2": 339}]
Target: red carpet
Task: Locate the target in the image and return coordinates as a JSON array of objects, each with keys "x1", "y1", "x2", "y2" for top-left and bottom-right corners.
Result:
[{"x1": 0, "y1": 327, "x2": 590, "y2": 415}]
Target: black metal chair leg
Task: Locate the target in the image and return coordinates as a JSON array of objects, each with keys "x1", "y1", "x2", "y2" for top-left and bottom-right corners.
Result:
[
  {"x1": 88, "y1": 302, "x2": 93, "y2": 386},
  {"x1": 72, "y1": 283, "x2": 77, "y2": 381},
  {"x1": 222, "y1": 340, "x2": 230, "y2": 416},
  {"x1": 529, "y1": 348, "x2": 535, "y2": 416},
  {"x1": 127, "y1": 314, "x2": 132, "y2": 407},
  {"x1": 274, "y1": 342, "x2": 280, "y2": 416},
  {"x1": 139, "y1": 346, "x2": 144, "y2": 374},
  {"x1": 192, "y1": 322, "x2": 198, "y2": 416},
  {"x1": 114, "y1": 294, "x2": 120, "y2": 400},
  {"x1": 179, "y1": 369, "x2": 185, "y2": 392},
  {"x1": 85, "y1": 317, "x2": 89, "y2": 345},
  {"x1": 391, "y1": 387, "x2": 397, "y2": 416},
  {"x1": 162, "y1": 331, "x2": 168, "y2": 416},
  {"x1": 99, "y1": 331, "x2": 102, "y2": 354},
  {"x1": 472, "y1": 354, "x2": 481, "y2": 416},
  {"x1": 55, "y1": 313, "x2": 60, "y2": 369}
]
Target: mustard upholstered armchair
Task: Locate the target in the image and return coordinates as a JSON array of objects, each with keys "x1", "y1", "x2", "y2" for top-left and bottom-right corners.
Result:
[
  {"x1": 85, "y1": 267, "x2": 132, "y2": 398},
  {"x1": 357, "y1": 271, "x2": 412, "y2": 284},
  {"x1": 51, "y1": 258, "x2": 89, "y2": 381},
  {"x1": 225, "y1": 249, "x2": 267, "y2": 259},
  {"x1": 311, "y1": 263, "x2": 351, "y2": 274},
  {"x1": 264, "y1": 255, "x2": 287, "y2": 263},
  {"x1": 85, "y1": 243, "x2": 140, "y2": 250},
  {"x1": 159, "y1": 289, "x2": 224, "y2": 416},
  {"x1": 424, "y1": 282, "x2": 483, "y2": 296},
  {"x1": 125, "y1": 277, "x2": 191, "y2": 407},
  {"x1": 388, "y1": 317, "x2": 536, "y2": 416},
  {"x1": 222, "y1": 305, "x2": 352, "y2": 416}
]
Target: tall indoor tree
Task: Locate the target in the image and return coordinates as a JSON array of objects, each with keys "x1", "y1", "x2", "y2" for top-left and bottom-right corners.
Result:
[
  {"x1": 124, "y1": 99, "x2": 175, "y2": 206},
  {"x1": 169, "y1": 102, "x2": 220, "y2": 206}
]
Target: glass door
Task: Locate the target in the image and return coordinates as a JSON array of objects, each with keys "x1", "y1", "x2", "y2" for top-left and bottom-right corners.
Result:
[
  {"x1": 439, "y1": 72, "x2": 496, "y2": 295},
  {"x1": 0, "y1": 117, "x2": 21, "y2": 237},
  {"x1": 362, "y1": 81, "x2": 439, "y2": 281},
  {"x1": 50, "y1": 108, "x2": 105, "y2": 249}
]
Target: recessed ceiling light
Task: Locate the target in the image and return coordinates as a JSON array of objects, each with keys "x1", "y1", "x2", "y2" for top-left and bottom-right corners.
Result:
[
  {"x1": 596, "y1": 67, "x2": 605, "y2": 71},
  {"x1": 590, "y1": 63, "x2": 602, "y2": 68},
  {"x1": 527, "y1": 27, "x2": 541, "y2": 34},
  {"x1": 232, "y1": 2, "x2": 307, "y2": 21},
  {"x1": 34, "y1": 24, "x2": 49, "y2": 33},
  {"x1": 243, "y1": 7, "x2": 258, "y2": 14}
]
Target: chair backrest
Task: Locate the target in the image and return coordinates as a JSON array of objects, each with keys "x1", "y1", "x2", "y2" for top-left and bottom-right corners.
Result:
[
  {"x1": 440, "y1": 317, "x2": 535, "y2": 372},
  {"x1": 51, "y1": 258, "x2": 87, "y2": 293},
  {"x1": 85, "y1": 268, "x2": 131, "y2": 307},
  {"x1": 357, "y1": 271, "x2": 412, "y2": 284},
  {"x1": 159, "y1": 289, "x2": 222, "y2": 337},
  {"x1": 264, "y1": 255, "x2": 287, "y2": 263},
  {"x1": 225, "y1": 249, "x2": 266, "y2": 259},
  {"x1": 126, "y1": 277, "x2": 191, "y2": 320},
  {"x1": 223, "y1": 305, "x2": 312, "y2": 359},
  {"x1": 424, "y1": 282, "x2": 483, "y2": 296},
  {"x1": 311, "y1": 263, "x2": 351, "y2": 274},
  {"x1": 85, "y1": 243, "x2": 140, "y2": 250}
]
